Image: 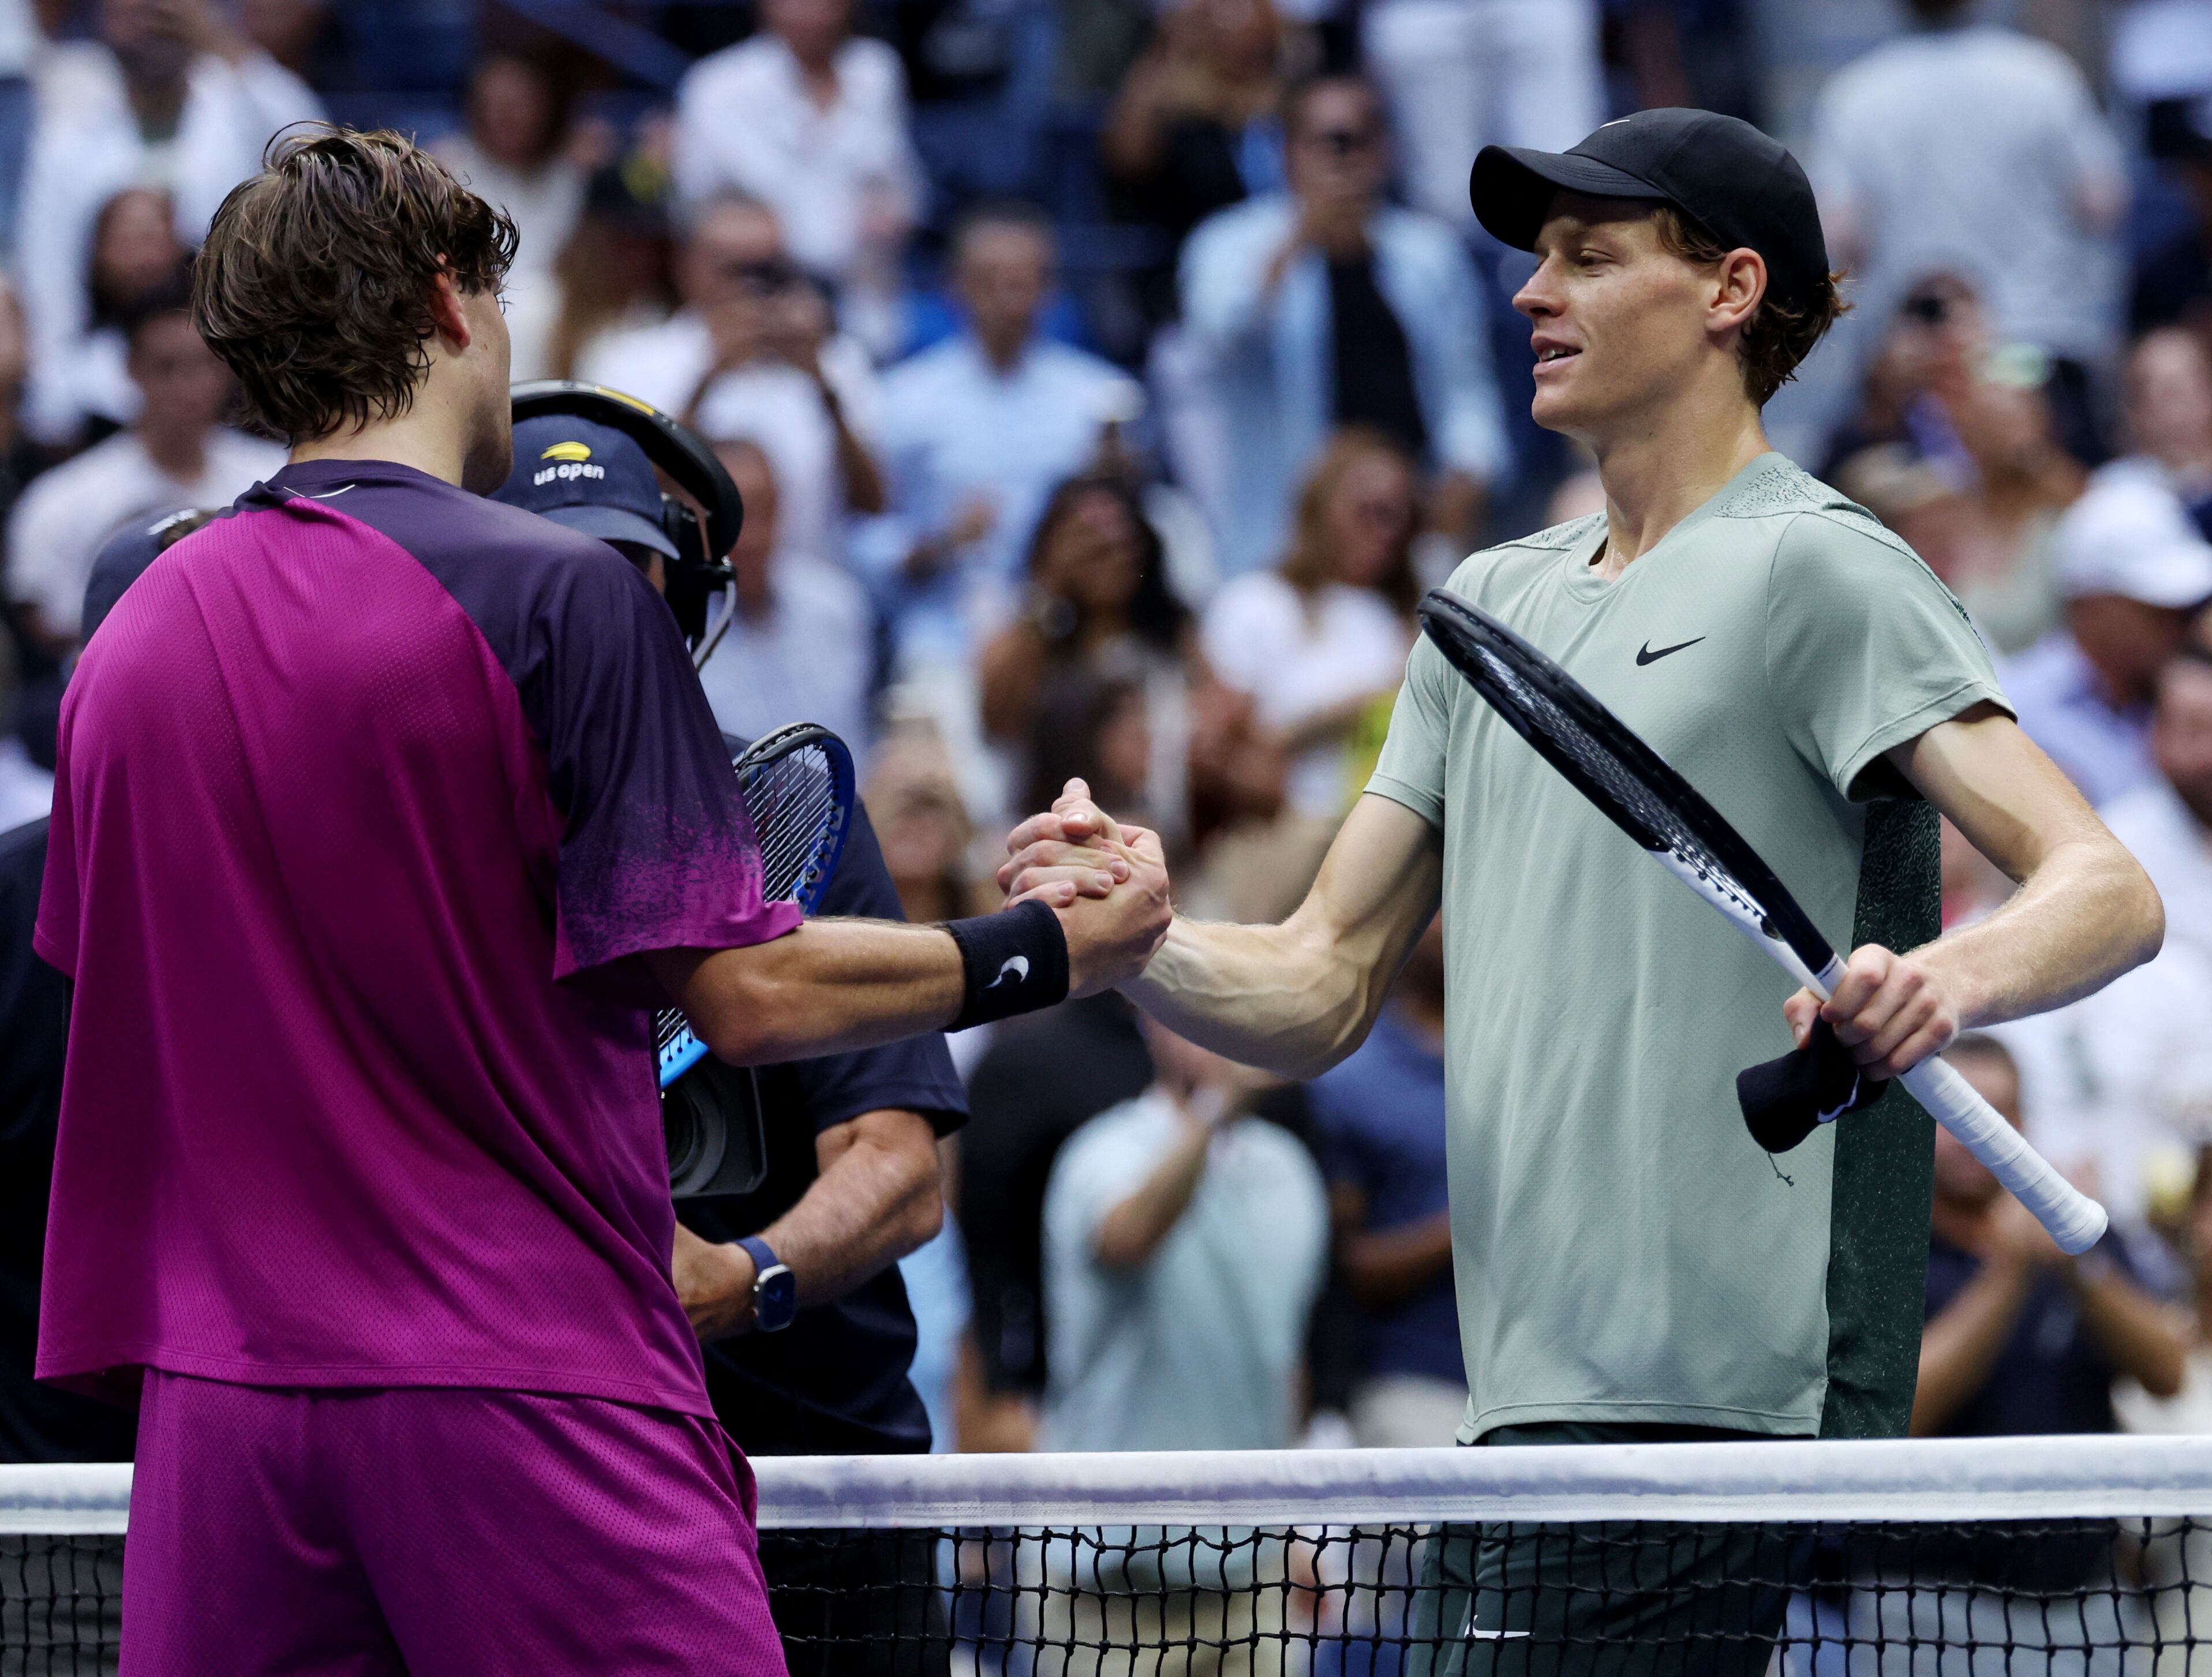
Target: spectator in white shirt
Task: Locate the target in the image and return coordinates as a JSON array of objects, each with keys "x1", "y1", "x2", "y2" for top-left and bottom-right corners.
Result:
[
  {"x1": 1040, "y1": 1017, "x2": 1327, "y2": 1453},
  {"x1": 2104, "y1": 647, "x2": 2212, "y2": 968},
  {"x1": 1200, "y1": 428, "x2": 1418, "y2": 819},
  {"x1": 4, "y1": 279, "x2": 282, "y2": 649},
  {"x1": 17, "y1": 0, "x2": 321, "y2": 444},
  {"x1": 1805, "y1": 0, "x2": 2127, "y2": 370},
  {"x1": 431, "y1": 54, "x2": 586, "y2": 381},
  {"x1": 580, "y1": 194, "x2": 885, "y2": 568},
  {"x1": 863, "y1": 204, "x2": 1136, "y2": 672},
  {"x1": 694, "y1": 438, "x2": 875, "y2": 759},
  {"x1": 2004, "y1": 462, "x2": 2212, "y2": 808},
  {"x1": 672, "y1": 0, "x2": 923, "y2": 356}
]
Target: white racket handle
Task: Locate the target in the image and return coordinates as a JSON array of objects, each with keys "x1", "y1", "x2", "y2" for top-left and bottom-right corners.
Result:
[{"x1": 1897, "y1": 1055, "x2": 2108, "y2": 1255}]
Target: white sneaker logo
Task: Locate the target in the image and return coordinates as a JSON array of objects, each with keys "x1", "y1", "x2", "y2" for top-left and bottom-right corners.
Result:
[{"x1": 987, "y1": 956, "x2": 1030, "y2": 989}]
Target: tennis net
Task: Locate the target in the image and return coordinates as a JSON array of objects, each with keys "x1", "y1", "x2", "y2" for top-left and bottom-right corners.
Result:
[{"x1": 6, "y1": 1438, "x2": 2212, "y2": 1674}]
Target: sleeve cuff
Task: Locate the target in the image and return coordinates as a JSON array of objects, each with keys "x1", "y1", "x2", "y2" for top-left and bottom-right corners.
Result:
[
  {"x1": 1362, "y1": 773, "x2": 1445, "y2": 832},
  {"x1": 1833, "y1": 679, "x2": 2014, "y2": 803}
]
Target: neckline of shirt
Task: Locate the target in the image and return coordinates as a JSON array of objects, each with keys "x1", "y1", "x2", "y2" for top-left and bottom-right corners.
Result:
[{"x1": 1555, "y1": 451, "x2": 1787, "y2": 605}]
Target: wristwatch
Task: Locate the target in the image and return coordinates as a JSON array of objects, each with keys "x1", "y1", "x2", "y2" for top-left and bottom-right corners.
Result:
[{"x1": 736, "y1": 1236, "x2": 798, "y2": 1333}]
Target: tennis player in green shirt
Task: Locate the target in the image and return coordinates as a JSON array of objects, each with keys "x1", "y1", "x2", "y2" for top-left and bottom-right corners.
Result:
[{"x1": 1001, "y1": 108, "x2": 2165, "y2": 1672}]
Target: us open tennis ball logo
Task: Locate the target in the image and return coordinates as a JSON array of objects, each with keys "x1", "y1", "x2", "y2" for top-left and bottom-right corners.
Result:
[{"x1": 534, "y1": 440, "x2": 607, "y2": 486}]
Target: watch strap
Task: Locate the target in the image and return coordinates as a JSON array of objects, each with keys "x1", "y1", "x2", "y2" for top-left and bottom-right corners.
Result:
[{"x1": 736, "y1": 1235, "x2": 780, "y2": 1276}]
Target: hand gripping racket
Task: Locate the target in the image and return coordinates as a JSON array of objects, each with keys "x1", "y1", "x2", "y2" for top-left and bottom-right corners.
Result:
[
  {"x1": 656, "y1": 723, "x2": 859, "y2": 1091},
  {"x1": 1415, "y1": 589, "x2": 2108, "y2": 1255}
]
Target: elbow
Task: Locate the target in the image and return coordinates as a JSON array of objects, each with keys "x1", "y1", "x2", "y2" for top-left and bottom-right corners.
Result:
[
  {"x1": 897, "y1": 1177, "x2": 946, "y2": 1257},
  {"x1": 2129, "y1": 866, "x2": 2166, "y2": 971}
]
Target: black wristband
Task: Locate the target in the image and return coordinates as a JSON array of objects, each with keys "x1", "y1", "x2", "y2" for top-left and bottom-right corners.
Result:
[{"x1": 944, "y1": 900, "x2": 1070, "y2": 1031}]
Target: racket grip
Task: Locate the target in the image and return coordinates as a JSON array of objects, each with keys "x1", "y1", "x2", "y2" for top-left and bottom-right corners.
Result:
[{"x1": 1898, "y1": 1056, "x2": 2108, "y2": 1255}]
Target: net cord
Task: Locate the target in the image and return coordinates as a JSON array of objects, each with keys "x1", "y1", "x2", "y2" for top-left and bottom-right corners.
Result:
[{"x1": 12, "y1": 1438, "x2": 2212, "y2": 1537}]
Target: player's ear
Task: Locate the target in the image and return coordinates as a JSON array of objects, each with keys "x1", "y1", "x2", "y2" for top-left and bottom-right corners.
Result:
[
  {"x1": 424, "y1": 267, "x2": 473, "y2": 352},
  {"x1": 1709, "y1": 249, "x2": 1766, "y2": 336}
]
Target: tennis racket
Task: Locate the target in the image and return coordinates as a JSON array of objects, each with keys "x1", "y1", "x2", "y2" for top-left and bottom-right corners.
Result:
[
  {"x1": 656, "y1": 723, "x2": 858, "y2": 1090},
  {"x1": 1414, "y1": 589, "x2": 2108, "y2": 1255}
]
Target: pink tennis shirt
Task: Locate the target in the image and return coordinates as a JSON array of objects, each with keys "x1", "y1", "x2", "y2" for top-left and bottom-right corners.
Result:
[{"x1": 33, "y1": 459, "x2": 802, "y2": 1414}]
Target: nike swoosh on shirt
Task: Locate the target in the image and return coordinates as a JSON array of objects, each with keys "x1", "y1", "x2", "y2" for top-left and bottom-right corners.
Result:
[
  {"x1": 1634, "y1": 637, "x2": 1705, "y2": 666},
  {"x1": 304, "y1": 485, "x2": 355, "y2": 499}
]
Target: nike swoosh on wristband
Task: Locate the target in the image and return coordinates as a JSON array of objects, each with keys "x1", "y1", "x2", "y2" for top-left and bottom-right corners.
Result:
[
  {"x1": 986, "y1": 955, "x2": 1030, "y2": 990},
  {"x1": 1635, "y1": 636, "x2": 1705, "y2": 666}
]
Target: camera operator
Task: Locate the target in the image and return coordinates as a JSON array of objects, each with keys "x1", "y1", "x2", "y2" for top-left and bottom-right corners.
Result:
[{"x1": 496, "y1": 411, "x2": 966, "y2": 1676}]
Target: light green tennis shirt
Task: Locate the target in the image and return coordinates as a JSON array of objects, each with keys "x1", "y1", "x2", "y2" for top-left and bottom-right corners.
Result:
[{"x1": 1367, "y1": 453, "x2": 2009, "y2": 1442}]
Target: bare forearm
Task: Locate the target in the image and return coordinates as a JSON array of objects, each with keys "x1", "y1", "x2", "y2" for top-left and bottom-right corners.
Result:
[
  {"x1": 1919, "y1": 834, "x2": 2161, "y2": 1028},
  {"x1": 2076, "y1": 1268, "x2": 2189, "y2": 1399},
  {"x1": 1125, "y1": 915, "x2": 1383, "y2": 1077},
  {"x1": 1911, "y1": 1264, "x2": 2031, "y2": 1435},
  {"x1": 647, "y1": 922, "x2": 961, "y2": 1066},
  {"x1": 1900, "y1": 712, "x2": 2162, "y2": 1028},
  {"x1": 1093, "y1": 1120, "x2": 1212, "y2": 1268},
  {"x1": 761, "y1": 1121, "x2": 944, "y2": 1305},
  {"x1": 1118, "y1": 793, "x2": 1444, "y2": 1076},
  {"x1": 1341, "y1": 1212, "x2": 1457, "y2": 1307}
]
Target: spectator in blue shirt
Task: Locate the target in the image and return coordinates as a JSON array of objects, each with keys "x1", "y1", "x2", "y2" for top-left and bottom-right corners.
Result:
[
  {"x1": 1915, "y1": 1034, "x2": 2185, "y2": 1438},
  {"x1": 1308, "y1": 912, "x2": 1463, "y2": 1447},
  {"x1": 862, "y1": 202, "x2": 1137, "y2": 676}
]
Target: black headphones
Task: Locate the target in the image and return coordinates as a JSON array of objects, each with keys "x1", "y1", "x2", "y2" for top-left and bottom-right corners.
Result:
[{"x1": 508, "y1": 380, "x2": 743, "y2": 650}]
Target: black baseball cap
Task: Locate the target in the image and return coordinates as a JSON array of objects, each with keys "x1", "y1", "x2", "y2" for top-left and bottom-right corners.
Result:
[
  {"x1": 494, "y1": 415, "x2": 678, "y2": 559},
  {"x1": 1470, "y1": 107, "x2": 1829, "y2": 315}
]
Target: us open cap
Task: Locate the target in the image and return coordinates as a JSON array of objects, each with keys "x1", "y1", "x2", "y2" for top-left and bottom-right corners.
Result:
[
  {"x1": 1470, "y1": 107, "x2": 1829, "y2": 315},
  {"x1": 495, "y1": 415, "x2": 678, "y2": 560}
]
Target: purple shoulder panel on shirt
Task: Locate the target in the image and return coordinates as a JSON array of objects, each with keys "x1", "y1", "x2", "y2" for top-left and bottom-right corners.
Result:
[{"x1": 249, "y1": 462, "x2": 801, "y2": 998}]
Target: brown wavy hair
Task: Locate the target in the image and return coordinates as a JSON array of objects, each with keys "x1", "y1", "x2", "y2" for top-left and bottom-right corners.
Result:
[
  {"x1": 1279, "y1": 428, "x2": 1420, "y2": 614},
  {"x1": 1649, "y1": 204, "x2": 1846, "y2": 407},
  {"x1": 193, "y1": 126, "x2": 518, "y2": 443}
]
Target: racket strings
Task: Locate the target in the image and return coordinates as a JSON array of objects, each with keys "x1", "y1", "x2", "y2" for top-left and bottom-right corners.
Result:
[{"x1": 1473, "y1": 646, "x2": 1769, "y2": 924}]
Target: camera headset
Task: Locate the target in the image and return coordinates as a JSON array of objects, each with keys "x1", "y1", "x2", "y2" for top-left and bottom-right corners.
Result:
[
  {"x1": 508, "y1": 379, "x2": 767, "y2": 1199},
  {"x1": 508, "y1": 379, "x2": 744, "y2": 669}
]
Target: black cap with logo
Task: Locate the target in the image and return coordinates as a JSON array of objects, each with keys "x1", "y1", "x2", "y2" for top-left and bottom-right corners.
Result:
[{"x1": 1469, "y1": 107, "x2": 1829, "y2": 315}]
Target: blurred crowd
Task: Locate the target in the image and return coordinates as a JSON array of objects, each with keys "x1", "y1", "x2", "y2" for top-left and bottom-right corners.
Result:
[{"x1": 9, "y1": 0, "x2": 2212, "y2": 1461}]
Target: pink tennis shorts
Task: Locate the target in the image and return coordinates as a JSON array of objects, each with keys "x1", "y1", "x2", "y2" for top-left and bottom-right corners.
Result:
[{"x1": 121, "y1": 1369, "x2": 788, "y2": 1676}]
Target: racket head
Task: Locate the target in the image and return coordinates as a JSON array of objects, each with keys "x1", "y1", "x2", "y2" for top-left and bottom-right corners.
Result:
[
  {"x1": 731, "y1": 722, "x2": 858, "y2": 914},
  {"x1": 654, "y1": 723, "x2": 858, "y2": 1091},
  {"x1": 1414, "y1": 587, "x2": 1837, "y2": 981}
]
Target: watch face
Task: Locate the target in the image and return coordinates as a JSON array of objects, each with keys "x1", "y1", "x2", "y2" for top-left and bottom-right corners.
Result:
[{"x1": 756, "y1": 1263, "x2": 799, "y2": 1331}]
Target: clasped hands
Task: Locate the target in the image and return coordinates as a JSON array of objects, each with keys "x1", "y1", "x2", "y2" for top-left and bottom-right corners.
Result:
[{"x1": 1000, "y1": 777, "x2": 1172, "y2": 995}]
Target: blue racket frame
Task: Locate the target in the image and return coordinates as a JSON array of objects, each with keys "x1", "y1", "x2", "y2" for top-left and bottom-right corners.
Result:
[{"x1": 655, "y1": 723, "x2": 857, "y2": 1089}]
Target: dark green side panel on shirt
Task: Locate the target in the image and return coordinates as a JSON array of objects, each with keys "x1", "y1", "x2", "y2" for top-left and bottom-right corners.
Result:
[{"x1": 1819, "y1": 796, "x2": 1941, "y2": 1440}]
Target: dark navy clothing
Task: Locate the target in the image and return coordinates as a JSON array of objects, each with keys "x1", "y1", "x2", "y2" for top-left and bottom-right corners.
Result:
[
  {"x1": 1922, "y1": 1233, "x2": 2144, "y2": 1436},
  {"x1": 0, "y1": 817, "x2": 134, "y2": 1461},
  {"x1": 1308, "y1": 1006, "x2": 1462, "y2": 1387},
  {"x1": 680, "y1": 802, "x2": 969, "y2": 1455}
]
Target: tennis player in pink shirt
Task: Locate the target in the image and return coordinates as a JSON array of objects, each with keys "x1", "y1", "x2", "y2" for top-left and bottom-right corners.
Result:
[{"x1": 34, "y1": 127, "x2": 1169, "y2": 1674}]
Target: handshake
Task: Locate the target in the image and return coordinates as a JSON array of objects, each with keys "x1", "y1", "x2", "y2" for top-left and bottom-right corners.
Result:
[{"x1": 997, "y1": 777, "x2": 1173, "y2": 998}]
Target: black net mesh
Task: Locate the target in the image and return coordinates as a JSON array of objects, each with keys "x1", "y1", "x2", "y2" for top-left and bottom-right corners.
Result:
[{"x1": 9, "y1": 1516, "x2": 2211, "y2": 1675}]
